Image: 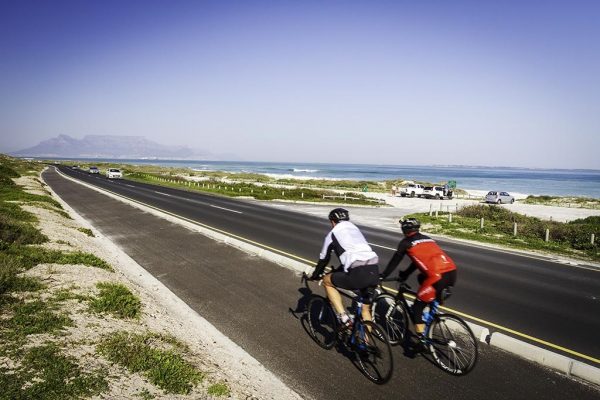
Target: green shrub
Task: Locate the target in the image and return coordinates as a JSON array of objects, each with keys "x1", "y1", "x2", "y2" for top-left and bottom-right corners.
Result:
[
  {"x1": 0, "y1": 214, "x2": 48, "y2": 245},
  {"x1": 1, "y1": 246, "x2": 112, "y2": 271},
  {"x1": 207, "y1": 382, "x2": 231, "y2": 397},
  {"x1": 89, "y1": 282, "x2": 142, "y2": 319},
  {"x1": 0, "y1": 256, "x2": 20, "y2": 295},
  {"x1": 5, "y1": 299, "x2": 73, "y2": 337},
  {"x1": 98, "y1": 331, "x2": 203, "y2": 394},
  {"x1": 0, "y1": 343, "x2": 108, "y2": 399}
]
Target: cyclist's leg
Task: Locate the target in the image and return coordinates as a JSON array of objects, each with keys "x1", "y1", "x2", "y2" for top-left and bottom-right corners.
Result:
[
  {"x1": 353, "y1": 265, "x2": 379, "y2": 322},
  {"x1": 323, "y1": 273, "x2": 346, "y2": 316},
  {"x1": 328, "y1": 265, "x2": 378, "y2": 321},
  {"x1": 434, "y1": 270, "x2": 457, "y2": 303},
  {"x1": 414, "y1": 274, "x2": 441, "y2": 335}
]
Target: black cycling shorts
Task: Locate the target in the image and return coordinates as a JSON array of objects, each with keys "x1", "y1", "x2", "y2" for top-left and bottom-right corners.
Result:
[{"x1": 331, "y1": 264, "x2": 379, "y2": 304}]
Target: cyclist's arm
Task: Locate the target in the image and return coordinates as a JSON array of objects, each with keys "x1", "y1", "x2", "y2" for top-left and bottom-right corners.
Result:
[
  {"x1": 380, "y1": 240, "x2": 409, "y2": 279},
  {"x1": 398, "y1": 263, "x2": 417, "y2": 281},
  {"x1": 312, "y1": 232, "x2": 334, "y2": 278}
]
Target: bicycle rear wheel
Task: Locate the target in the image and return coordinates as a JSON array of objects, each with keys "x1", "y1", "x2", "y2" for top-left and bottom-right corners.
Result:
[
  {"x1": 306, "y1": 296, "x2": 338, "y2": 349},
  {"x1": 372, "y1": 294, "x2": 409, "y2": 346},
  {"x1": 353, "y1": 321, "x2": 394, "y2": 384},
  {"x1": 427, "y1": 314, "x2": 478, "y2": 375}
]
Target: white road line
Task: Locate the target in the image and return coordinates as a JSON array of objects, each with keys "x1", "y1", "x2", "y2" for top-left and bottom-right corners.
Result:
[
  {"x1": 125, "y1": 184, "x2": 135, "y2": 188},
  {"x1": 154, "y1": 191, "x2": 172, "y2": 197},
  {"x1": 210, "y1": 204, "x2": 243, "y2": 214},
  {"x1": 369, "y1": 242, "x2": 396, "y2": 251}
]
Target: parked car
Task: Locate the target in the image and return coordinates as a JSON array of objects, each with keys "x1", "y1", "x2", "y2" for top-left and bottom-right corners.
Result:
[
  {"x1": 106, "y1": 168, "x2": 123, "y2": 179},
  {"x1": 88, "y1": 166, "x2": 99, "y2": 174},
  {"x1": 485, "y1": 191, "x2": 514, "y2": 204},
  {"x1": 422, "y1": 185, "x2": 454, "y2": 200},
  {"x1": 399, "y1": 183, "x2": 425, "y2": 198}
]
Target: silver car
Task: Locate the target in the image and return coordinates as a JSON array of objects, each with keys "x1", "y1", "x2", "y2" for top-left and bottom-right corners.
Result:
[{"x1": 485, "y1": 191, "x2": 514, "y2": 204}]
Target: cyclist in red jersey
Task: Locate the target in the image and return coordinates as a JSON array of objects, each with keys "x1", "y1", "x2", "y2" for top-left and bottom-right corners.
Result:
[{"x1": 380, "y1": 218, "x2": 457, "y2": 339}]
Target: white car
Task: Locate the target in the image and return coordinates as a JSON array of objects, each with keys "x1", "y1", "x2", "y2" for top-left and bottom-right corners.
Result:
[
  {"x1": 88, "y1": 166, "x2": 99, "y2": 174},
  {"x1": 422, "y1": 185, "x2": 454, "y2": 200},
  {"x1": 485, "y1": 191, "x2": 514, "y2": 204},
  {"x1": 106, "y1": 168, "x2": 123, "y2": 179}
]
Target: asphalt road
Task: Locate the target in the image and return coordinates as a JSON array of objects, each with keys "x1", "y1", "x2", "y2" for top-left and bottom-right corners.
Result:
[
  {"x1": 42, "y1": 167, "x2": 600, "y2": 399},
  {"x1": 52, "y1": 166, "x2": 600, "y2": 365}
]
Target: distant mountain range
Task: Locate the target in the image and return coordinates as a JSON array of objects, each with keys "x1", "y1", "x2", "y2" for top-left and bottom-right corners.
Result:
[{"x1": 11, "y1": 134, "x2": 236, "y2": 160}]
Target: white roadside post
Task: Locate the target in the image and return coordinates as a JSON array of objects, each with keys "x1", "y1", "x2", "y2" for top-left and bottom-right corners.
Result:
[
  {"x1": 514, "y1": 222, "x2": 518, "y2": 236},
  {"x1": 480, "y1": 218, "x2": 484, "y2": 230},
  {"x1": 545, "y1": 229, "x2": 550, "y2": 242},
  {"x1": 592, "y1": 233, "x2": 595, "y2": 245}
]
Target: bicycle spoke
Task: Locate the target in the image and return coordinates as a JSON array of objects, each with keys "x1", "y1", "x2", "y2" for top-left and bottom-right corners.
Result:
[
  {"x1": 354, "y1": 321, "x2": 393, "y2": 384},
  {"x1": 428, "y1": 315, "x2": 478, "y2": 375}
]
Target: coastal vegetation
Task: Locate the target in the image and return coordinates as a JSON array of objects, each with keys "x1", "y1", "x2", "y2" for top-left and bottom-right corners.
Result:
[
  {"x1": 521, "y1": 195, "x2": 600, "y2": 210},
  {"x1": 0, "y1": 155, "x2": 231, "y2": 398},
  {"x1": 126, "y1": 171, "x2": 386, "y2": 205},
  {"x1": 60, "y1": 159, "x2": 472, "y2": 201},
  {"x1": 408, "y1": 205, "x2": 599, "y2": 261}
]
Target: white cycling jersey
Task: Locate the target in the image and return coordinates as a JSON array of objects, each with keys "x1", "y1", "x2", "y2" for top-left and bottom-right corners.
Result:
[{"x1": 318, "y1": 220, "x2": 378, "y2": 272}]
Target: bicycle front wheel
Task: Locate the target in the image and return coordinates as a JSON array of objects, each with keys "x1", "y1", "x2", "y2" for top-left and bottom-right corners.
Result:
[
  {"x1": 306, "y1": 296, "x2": 338, "y2": 349},
  {"x1": 427, "y1": 314, "x2": 478, "y2": 375},
  {"x1": 372, "y1": 294, "x2": 409, "y2": 346},
  {"x1": 353, "y1": 321, "x2": 394, "y2": 384}
]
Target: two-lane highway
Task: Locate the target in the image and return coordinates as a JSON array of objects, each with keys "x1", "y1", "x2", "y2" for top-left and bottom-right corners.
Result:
[{"x1": 54, "y1": 166, "x2": 600, "y2": 365}]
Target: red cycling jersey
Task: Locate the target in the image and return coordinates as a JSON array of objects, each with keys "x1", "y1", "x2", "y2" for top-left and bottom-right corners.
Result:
[{"x1": 381, "y1": 232, "x2": 456, "y2": 302}]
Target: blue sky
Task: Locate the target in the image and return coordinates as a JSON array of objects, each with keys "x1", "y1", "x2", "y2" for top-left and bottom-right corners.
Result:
[{"x1": 1, "y1": 0, "x2": 599, "y2": 169}]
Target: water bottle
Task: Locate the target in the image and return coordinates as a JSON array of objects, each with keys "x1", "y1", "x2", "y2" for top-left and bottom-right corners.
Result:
[{"x1": 423, "y1": 309, "x2": 432, "y2": 324}]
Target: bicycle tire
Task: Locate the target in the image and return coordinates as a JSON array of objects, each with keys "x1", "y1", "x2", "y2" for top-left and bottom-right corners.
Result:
[
  {"x1": 353, "y1": 320, "x2": 394, "y2": 384},
  {"x1": 306, "y1": 296, "x2": 338, "y2": 349},
  {"x1": 427, "y1": 313, "x2": 478, "y2": 375},
  {"x1": 372, "y1": 294, "x2": 409, "y2": 346}
]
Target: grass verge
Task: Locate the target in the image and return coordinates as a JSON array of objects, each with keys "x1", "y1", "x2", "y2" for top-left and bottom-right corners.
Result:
[
  {"x1": 89, "y1": 282, "x2": 142, "y2": 319},
  {"x1": 0, "y1": 343, "x2": 108, "y2": 400},
  {"x1": 97, "y1": 331, "x2": 204, "y2": 394},
  {"x1": 126, "y1": 172, "x2": 383, "y2": 205},
  {"x1": 409, "y1": 205, "x2": 599, "y2": 261}
]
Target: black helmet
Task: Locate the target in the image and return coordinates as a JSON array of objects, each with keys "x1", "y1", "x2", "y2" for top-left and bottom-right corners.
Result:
[
  {"x1": 400, "y1": 218, "x2": 420, "y2": 234},
  {"x1": 329, "y1": 208, "x2": 349, "y2": 223}
]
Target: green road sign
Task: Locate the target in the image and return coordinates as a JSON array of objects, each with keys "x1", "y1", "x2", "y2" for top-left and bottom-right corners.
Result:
[{"x1": 447, "y1": 180, "x2": 457, "y2": 189}]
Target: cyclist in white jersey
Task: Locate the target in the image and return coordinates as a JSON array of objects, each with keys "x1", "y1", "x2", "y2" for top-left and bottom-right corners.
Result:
[{"x1": 309, "y1": 208, "x2": 380, "y2": 326}]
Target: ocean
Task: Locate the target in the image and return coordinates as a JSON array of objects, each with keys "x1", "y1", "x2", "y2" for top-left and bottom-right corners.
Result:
[{"x1": 61, "y1": 159, "x2": 600, "y2": 198}]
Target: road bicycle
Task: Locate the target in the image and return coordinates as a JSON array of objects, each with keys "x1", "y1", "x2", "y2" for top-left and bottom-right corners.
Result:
[
  {"x1": 302, "y1": 274, "x2": 394, "y2": 384},
  {"x1": 372, "y1": 278, "x2": 478, "y2": 375}
]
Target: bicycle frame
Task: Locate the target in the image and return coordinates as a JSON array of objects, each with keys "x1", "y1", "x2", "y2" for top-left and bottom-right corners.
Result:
[{"x1": 383, "y1": 282, "x2": 440, "y2": 336}]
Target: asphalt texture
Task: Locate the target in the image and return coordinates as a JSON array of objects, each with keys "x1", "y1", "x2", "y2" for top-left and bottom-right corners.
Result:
[
  {"x1": 42, "y1": 167, "x2": 600, "y2": 399},
  {"x1": 51, "y1": 166, "x2": 600, "y2": 364}
]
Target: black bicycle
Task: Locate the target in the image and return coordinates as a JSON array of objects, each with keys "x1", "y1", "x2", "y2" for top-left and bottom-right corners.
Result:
[
  {"x1": 372, "y1": 279, "x2": 478, "y2": 376},
  {"x1": 302, "y1": 274, "x2": 394, "y2": 384}
]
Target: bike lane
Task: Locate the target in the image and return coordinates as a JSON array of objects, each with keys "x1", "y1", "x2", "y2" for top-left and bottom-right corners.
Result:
[{"x1": 43, "y1": 168, "x2": 600, "y2": 400}]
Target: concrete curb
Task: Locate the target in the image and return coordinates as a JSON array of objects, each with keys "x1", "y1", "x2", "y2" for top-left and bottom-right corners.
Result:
[
  {"x1": 52, "y1": 167, "x2": 600, "y2": 388},
  {"x1": 489, "y1": 333, "x2": 600, "y2": 386}
]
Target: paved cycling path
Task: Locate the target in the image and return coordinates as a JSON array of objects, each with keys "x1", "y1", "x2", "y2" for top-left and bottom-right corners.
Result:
[{"x1": 43, "y1": 168, "x2": 599, "y2": 399}]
